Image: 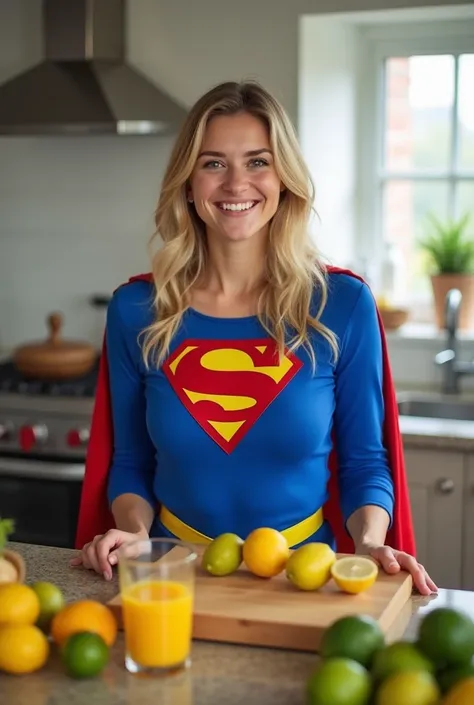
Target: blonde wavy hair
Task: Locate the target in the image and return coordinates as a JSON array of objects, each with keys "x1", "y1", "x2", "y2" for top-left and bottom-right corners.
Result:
[{"x1": 141, "y1": 80, "x2": 338, "y2": 369}]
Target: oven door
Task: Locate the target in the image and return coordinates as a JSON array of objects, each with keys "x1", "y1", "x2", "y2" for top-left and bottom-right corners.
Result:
[{"x1": 0, "y1": 458, "x2": 84, "y2": 549}]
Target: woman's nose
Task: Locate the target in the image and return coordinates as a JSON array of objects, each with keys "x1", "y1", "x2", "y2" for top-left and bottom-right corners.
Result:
[{"x1": 222, "y1": 166, "x2": 249, "y2": 194}]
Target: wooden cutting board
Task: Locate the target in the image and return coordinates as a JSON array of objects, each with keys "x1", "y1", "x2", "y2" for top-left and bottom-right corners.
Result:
[{"x1": 107, "y1": 549, "x2": 413, "y2": 653}]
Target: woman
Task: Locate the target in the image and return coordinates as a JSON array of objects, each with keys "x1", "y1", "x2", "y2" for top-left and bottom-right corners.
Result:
[{"x1": 72, "y1": 80, "x2": 436, "y2": 596}]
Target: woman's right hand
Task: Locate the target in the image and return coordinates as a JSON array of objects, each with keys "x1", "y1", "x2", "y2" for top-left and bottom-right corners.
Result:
[{"x1": 69, "y1": 528, "x2": 148, "y2": 581}]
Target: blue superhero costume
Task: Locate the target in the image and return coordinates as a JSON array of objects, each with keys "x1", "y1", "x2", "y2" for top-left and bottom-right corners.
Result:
[{"x1": 103, "y1": 272, "x2": 394, "y2": 549}]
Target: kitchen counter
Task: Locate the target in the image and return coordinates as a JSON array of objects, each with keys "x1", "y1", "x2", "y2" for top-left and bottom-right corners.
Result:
[
  {"x1": 2, "y1": 543, "x2": 474, "y2": 705},
  {"x1": 400, "y1": 415, "x2": 474, "y2": 451}
]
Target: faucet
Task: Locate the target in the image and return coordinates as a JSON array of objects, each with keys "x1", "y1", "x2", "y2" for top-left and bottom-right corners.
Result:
[{"x1": 434, "y1": 288, "x2": 474, "y2": 394}]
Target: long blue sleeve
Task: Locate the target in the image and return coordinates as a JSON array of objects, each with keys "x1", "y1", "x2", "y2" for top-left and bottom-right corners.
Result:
[
  {"x1": 105, "y1": 289, "x2": 157, "y2": 510},
  {"x1": 333, "y1": 283, "x2": 394, "y2": 527}
]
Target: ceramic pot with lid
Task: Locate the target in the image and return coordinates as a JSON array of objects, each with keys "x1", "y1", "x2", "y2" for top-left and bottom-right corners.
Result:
[{"x1": 13, "y1": 312, "x2": 97, "y2": 380}]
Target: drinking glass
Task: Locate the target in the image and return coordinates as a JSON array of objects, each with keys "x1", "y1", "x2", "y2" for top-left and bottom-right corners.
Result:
[{"x1": 118, "y1": 538, "x2": 197, "y2": 675}]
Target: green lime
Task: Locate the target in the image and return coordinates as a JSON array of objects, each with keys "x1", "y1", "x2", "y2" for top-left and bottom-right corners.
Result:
[
  {"x1": 31, "y1": 581, "x2": 65, "y2": 633},
  {"x1": 375, "y1": 670, "x2": 440, "y2": 705},
  {"x1": 306, "y1": 657, "x2": 371, "y2": 705},
  {"x1": 436, "y1": 661, "x2": 474, "y2": 694},
  {"x1": 61, "y1": 631, "x2": 109, "y2": 679},
  {"x1": 372, "y1": 641, "x2": 435, "y2": 683},
  {"x1": 418, "y1": 608, "x2": 474, "y2": 668},
  {"x1": 202, "y1": 533, "x2": 243, "y2": 576},
  {"x1": 320, "y1": 615, "x2": 385, "y2": 669}
]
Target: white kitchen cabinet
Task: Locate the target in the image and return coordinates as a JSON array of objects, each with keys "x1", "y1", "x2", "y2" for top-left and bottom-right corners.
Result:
[
  {"x1": 462, "y1": 455, "x2": 474, "y2": 591},
  {"x1": 403, "y1": 448, "x2": 465, "y2": 590}
]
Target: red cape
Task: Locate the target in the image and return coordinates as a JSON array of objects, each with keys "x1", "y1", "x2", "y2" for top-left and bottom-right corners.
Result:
[{"x1": 75, "y1": 267, "x2": 416, "y2": 555}]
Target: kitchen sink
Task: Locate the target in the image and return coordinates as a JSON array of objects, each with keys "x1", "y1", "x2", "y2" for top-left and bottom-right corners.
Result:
[{"x1": 397, "y1": 394, "x2": 474, "y2": 422}]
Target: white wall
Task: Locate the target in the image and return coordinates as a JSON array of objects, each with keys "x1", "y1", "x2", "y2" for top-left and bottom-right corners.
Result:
[
  {"x1": 299, "y1": 16, "x2": 360, "y2": 268},
  {"x1": 0, "y1": 0, "x2": 472, "y2": 376}
]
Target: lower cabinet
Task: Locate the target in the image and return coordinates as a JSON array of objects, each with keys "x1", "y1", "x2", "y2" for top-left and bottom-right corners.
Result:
[
  {"x1": 462, "y1": 455, "x2": 474, "y2": 591},
  {"x1": 404, "y1": 448, "x2": 465, "y2": 591}
]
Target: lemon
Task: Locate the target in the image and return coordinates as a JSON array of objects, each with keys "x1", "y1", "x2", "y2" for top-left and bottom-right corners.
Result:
[
  {"x1": 0, "y1": 624, "x2": 50, "y2": 674},
  {"x1": 320, "y1": 614, "x2": 385, "y2": 669},
  {"x1": 418, "y1": 608, "x2": 474, "y2": 668},
  {"x1": 243, "y1": 528, "x2": 290, "y2": 578},
  {"x1": 61, "y1": 632, "x2": 109, "y2": 679},
  {"x1": 307, "y1": 657, "x2": 371, "y2": 705},
  {"x1": 330, "y1": 556, "x2": 378, "y2": 594},
  {"x1": 442, "y1": 676, "x2": 474, "y2": 704},
  {"x1": 0, "y1": 583, "x2": 40, "y2": 626},
  {"x1": 31, "y1": 581, "x2": 65, "y2": 633},
  {"x1": 375, "y1": 670, "x2": 440, "y2": 705},
  {"x1": 372, "y1": 641, "x2": 435, "y2": 683},
  {"x1": 202, "y1": 533, "x2": 244, "y2": 576},
  {"x1": 285, "y1": 542, "x2": 335, "y2": 591}
]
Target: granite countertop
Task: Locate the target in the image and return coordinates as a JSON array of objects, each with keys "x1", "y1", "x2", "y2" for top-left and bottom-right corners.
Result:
[
  {"x1": 2, "y1": 543, "x2": 474, "y2": 705},
  {"x1": 396, "y1": 388, "x2": 474, "y2": 451},
  {"x1": 400, "y1": 415, "x2": 474, "y2": 451}
]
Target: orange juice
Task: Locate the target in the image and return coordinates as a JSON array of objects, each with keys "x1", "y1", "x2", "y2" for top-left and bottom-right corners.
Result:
[{"x1": 121, "y1": 580, "x2": 193, "y2": 668}]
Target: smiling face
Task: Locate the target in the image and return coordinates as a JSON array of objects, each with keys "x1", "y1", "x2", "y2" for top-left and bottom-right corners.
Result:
[{"x1": 188, "y1": 112, "x2": 283, "y2": 244}]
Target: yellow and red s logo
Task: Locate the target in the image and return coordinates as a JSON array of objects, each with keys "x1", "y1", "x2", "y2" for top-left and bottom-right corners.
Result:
[{"x1": 162, "y1": 339, "x2": 303, "y2": 453}]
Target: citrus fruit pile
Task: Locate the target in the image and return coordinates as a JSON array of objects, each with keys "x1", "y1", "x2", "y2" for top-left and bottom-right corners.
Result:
[
  {"x1": 201, "y1": 528, "x2": 378, "y2": 594},
  {"x1": 306, "y1": 606, "x2": 474, "y2": 705},
  {"x1": 0, "y1": 581, "x2": 117, "y2": 679}
]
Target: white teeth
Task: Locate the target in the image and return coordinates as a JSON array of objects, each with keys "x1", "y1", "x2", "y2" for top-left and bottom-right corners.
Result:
[{"x1": 219, "y1": 201, "x2": 256, "y2": 211}]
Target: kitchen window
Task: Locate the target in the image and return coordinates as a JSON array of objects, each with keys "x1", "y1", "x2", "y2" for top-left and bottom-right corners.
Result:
[{"x1": 359, "y1": 21, "x2": 474, "y2": 321}]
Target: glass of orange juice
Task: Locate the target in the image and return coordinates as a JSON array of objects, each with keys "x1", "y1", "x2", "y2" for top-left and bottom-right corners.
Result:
[{"x1": 117, "y1": 538, "x2": 197, "y2": 675}]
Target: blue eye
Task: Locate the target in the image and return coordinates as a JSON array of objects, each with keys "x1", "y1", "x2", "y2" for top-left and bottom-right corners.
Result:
[
  {"x1": 248, "y1": 158, "x2": 269, "y2": 168},
  {"x1": 203, "y1": 160, "x2": 224, "y2": 169}
]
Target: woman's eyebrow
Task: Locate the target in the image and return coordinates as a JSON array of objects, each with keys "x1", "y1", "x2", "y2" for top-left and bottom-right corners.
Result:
[{"x1": 197, "y1": 148, "x2": 273, "y2": 158}]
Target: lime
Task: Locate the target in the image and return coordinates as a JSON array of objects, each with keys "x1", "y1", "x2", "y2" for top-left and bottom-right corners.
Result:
[
  {"x1": 286, "y1": 543, "x2": 335, "y2": 591},
  {"x1": 418, "y1": 608, "x2": 474, "y2": 668},
  {"x1": 202, "y1": 533, "x2": 244, "y2": 576},
  {"x1": 375, "y1": 670, "x2": 440, "y2": 705},
  {"x1": 31, "y1": 581, "x2": 65, "y2": 633},
  {"x1": 437, "y1": 661, "x2": 474, "y2": 694},
  {"x1": 372, "y1": 641, "x2": 435, "y2": 682},
  {"x1": 320, "y1": 615, "x2": 385, "y2": 669},
  {"x1": 61, "y1": 631, "x2": 109, "y2": 679},
  {"x1": 306, "y1": 657, "x2": 371, "y2": 705}
]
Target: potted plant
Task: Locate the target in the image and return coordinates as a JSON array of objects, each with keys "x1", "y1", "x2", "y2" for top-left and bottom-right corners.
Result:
[
  {"x1": 419, "y1": 212, "x2": 474, "y2": 330},
  {"x1": 0, "y1": 517, "x2": 26, "y2": 584}
]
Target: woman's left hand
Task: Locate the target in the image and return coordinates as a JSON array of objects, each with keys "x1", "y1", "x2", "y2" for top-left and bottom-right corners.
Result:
[{"x1": 356, "y1": 543, "x2": 438, "y2": 596}]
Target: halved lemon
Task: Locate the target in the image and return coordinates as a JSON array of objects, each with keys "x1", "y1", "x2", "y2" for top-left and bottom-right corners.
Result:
[{"x1": 331, "y1": 556, "x2": 378, "y2": 594}]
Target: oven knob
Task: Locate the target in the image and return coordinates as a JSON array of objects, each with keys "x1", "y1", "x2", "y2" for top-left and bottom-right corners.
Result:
[
  {"x1": 66, "y1": 428, "x2": 90, "y2": 447},
  {"x1": 0, "y1": 423, "x2": 13, "y2": 440},
  {"x1": 19, "y1": 424, "x2": 48, "y2": 451}
]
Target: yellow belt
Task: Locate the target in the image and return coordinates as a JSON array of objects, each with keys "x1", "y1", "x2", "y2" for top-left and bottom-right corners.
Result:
[{"x1": 159, "y1": 505, "x2": 324, "y2": 548}]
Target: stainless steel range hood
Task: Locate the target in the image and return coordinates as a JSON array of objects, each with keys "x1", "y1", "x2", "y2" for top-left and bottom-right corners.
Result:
[{"x1": 0, "y1": 0, "x2": 188, "y2": 136}]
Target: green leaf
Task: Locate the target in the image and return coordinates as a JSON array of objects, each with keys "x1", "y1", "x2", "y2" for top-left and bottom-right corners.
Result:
[
  {"x1": 418, "y1": 212, "x2": 474, "y2": 274},
  {"x1": 0, "y1": 517, "x2": 15, "y2": 553}
]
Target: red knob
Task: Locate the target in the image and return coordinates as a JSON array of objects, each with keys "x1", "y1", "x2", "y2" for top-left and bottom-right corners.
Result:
[
  {"x1": 66, "y1": 428, "x2": 90, "y2": 447},
  {"x1": 19, "y1": 425, "x2": 48, "y2": 451}
]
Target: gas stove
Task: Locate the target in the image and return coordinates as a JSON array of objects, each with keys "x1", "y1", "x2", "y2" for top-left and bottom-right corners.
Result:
[
  {"x1": 0, "y1": 359, "x2": 100, "y2": 548},
  {"x1": 0, "y1": 359, "x2": 99, "y2": 461}
]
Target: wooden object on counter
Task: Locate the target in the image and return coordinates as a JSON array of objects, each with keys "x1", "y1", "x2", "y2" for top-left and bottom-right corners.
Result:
[
  {"x1": 108, "y1": 549, "x2": 413, "y2": 652},
  {"x1": 13, "y1": 312, "x2": 97, "y2": 379},
  {"x1": 0, "y1": 549, "x2": 26, "y2": 583},
  {"x1": 379, "y1": 307, "x2": 409, "y2": 331}
]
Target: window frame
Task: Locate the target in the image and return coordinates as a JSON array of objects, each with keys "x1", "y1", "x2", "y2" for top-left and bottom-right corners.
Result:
[{"x1": 357, "y1": 20, "x2": 474, "y2": 302}]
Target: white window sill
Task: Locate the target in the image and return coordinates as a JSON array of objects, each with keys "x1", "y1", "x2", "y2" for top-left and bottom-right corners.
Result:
[{"x1": 385, "y1": 323, "x2": 474, "y2": 344}]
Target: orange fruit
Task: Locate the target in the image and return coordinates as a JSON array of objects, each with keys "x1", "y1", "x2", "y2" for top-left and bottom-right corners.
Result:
[
  {"x1": 0, "y1": 583, "x2": 40, "y2": 626},
  {"x1": 51, "y1": 600, "x2": 117, "y2": 647},
  {"x1": 442, "y1": 677, "x2": 474, "y2": 705},
  {"x1": 330, "y1": 556, "x2": 378, "y2": 594},
  {"x1": 243, "y1": 527, "x2": 290, "y2": 578},
  {"x1": 0, "y1": 624, "x2": 50, "y2": 674}
]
